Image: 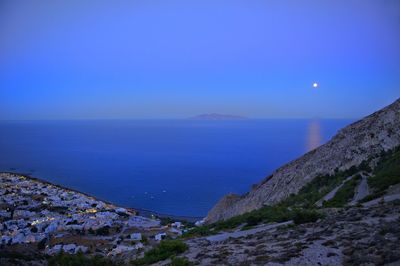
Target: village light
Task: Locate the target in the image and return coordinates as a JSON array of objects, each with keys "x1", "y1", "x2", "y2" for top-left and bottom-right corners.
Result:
[{"x1": 85, "y1": 208, "x2": 98, "y2": 213}]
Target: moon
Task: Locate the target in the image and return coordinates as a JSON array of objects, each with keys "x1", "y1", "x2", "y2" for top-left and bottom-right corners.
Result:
[{"x1": 312, "y1": 82, "x2": 319, "y2": 88}]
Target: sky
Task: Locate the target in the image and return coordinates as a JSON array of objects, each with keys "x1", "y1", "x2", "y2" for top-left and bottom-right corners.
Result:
[{"x1": 0, "y1": 0, "x2": 399, "y2": 120}]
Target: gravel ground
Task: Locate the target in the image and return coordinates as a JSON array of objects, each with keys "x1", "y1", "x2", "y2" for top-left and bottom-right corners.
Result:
[{"x1": 183, "y1": 201, "x2": 400, "y2": 265}]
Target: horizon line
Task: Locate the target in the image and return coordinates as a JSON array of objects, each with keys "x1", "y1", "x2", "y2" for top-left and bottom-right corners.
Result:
[{"x1": 0, "y1": 117, "x2": 359, "y2": 122}]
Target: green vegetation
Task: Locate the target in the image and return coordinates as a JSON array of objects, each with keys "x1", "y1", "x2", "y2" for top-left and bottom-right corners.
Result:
[
  {"x1": 184, "y1": 164, "x2": 374, "y2": 237},
  {"x1": 0, "y1": 250, "x2": 44, "y2": 262},
  {"x1": 284, "y1": 170, "x2": 356, "y2": 209},
  {"x1": 323, "y1": 175, "x2": 361, "y2": 207},
  {"x1": 184, "y1": 146, "x2": 400, "y2": 240},
  {"x1": 159, "y1": 217, "x2": 174, "y2": 226},
  {"x1": 170, "y1": 257, "x2": 193, "y2": 266},
  {"x1": 131, "y1": 240, "x2": 188, "y2": 265},
  {"x1": 255, "y1": 255, "x2": 270, "y2": 262},
  {"x1": 158, "y1": 216, "x2": 193, "y2": 227},
  {"x1": 95, "y1": 226, "x2": 110, "y2": 236},
  {"x1": 140, "y1": 235, "x2": 148, "y2": 244},
  {"x1": 292, "y1": 209, "x2": 324, "y2": 224},
  {"x1": 368, "y1": 147, "x2": 400, "y2": 194},
  {"x1": 38, "y1": 237, "x2": 47, "y2": 250},
  {"x1": 183, "y1": 225, "x2": 212, "y2": 237},
  {"x1": 185, "y1": 205, "x2": 324, "y2": 238},
  {"x1": 359, "y1": 190, "x2": 386, "y2": 203},
  {"x1": 47, "y1": 251, "x2": 115, "y2": 266}
]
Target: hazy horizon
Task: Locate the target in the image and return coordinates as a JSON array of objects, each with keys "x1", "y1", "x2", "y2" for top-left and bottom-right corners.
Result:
[{"x1": 0, "y1": 116, "x2": 362, "y2": 121}]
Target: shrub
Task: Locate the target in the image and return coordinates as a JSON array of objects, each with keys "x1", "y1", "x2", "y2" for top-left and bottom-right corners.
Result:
[
  {"x1": 47, "y1": 251, "x2": 115, "y2": 266},
  {"x1": 37, "y1": 238, "x2": 47, "y2": 250},
  {"x1": 323, "y1": 175, "x2": 361, "y2": 208},
  {"x1": 359, "y1": 190, "x2": 386, "y2": 203},
  {"x1": 131, "y1": 240, "x2": 188, "y2": 265},
  {"x1": 285, "y1": 171, "x2": 349, "y2": 209},
  {"x1": 95, "y1": 226, "x2": 110, "y2": 236},
  {"x1": 368, "y1": 147, "x2": 400, "y2": 193},
  {"x1": 0, "y1": 250, "x2": 41, "y2": 261},
  {"x1": 140, "y1": 235, "x2": 148, "y2": 244},
  {"x1": 182, "y1": 225, "x2": 212, "y2": 238},
  {"x1": 292, "y1": 209, "x2": 323, "y2": 225},
  {"x1": 245, "y1": 214, "x2": 262, "y2": 226},
  {"x1": 170, "y1": 257, "x2": 193, "y2": 266},
  {"x1": 159, "y1": 217, "x2": 173, "y2": 226}
]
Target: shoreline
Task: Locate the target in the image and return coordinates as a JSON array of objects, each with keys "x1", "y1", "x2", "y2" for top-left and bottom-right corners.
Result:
[{"x1": 1, "y1": 171, "x2": 202, "y2": 223}]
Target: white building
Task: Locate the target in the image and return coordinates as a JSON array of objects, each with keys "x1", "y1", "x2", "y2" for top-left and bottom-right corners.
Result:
[
  {"x1": 155, "y1": 232, "x2": 167, "y2": 241},
  {"x1": 195, "y1": 219, "x2": 205, "y2": 227},
  {"x1": 171, "y1": 221, "x2": 182, "y2": 228},
  {"x1": 130, "y1": 233, "x2": 142, "y2": 241}
]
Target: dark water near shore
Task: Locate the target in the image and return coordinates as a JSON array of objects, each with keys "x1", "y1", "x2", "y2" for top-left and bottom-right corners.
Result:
[{"x1": 0, "y1": 119, "x2": 352, "y2": 217}]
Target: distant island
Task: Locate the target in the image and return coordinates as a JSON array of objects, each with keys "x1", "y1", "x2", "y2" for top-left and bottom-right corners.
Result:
[{"x1": 188, "y1": 113, "x2": 247, "y2": 120}]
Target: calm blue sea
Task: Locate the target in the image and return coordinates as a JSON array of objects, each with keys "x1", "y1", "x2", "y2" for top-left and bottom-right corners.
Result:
[{"x1": 0, "y1": 119, "x2": 352, "y2": 217}]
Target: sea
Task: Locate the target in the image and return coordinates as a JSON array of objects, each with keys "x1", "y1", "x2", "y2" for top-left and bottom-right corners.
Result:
[{"x1": 0, "y1": 119, "x2": 353, "y2": 217}]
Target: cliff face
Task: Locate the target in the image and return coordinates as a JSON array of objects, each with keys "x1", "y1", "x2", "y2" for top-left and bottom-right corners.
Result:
[{"x1": 205, "y1": 99, "x2": 400, "y2": 223}]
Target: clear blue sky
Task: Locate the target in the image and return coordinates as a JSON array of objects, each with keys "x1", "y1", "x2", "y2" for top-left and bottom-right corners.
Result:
[{"x1": 1, "y1": 0, "x2": 399, "y2": 119}]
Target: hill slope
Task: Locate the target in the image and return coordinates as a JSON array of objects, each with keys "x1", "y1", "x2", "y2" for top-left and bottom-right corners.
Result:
[{"x1": 205, "y1": 99, "x2": 400, "y2": 223}]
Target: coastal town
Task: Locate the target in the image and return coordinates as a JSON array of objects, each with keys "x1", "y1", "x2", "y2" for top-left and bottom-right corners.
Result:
[{"x1": 0, "y1": 172, "x2": 188, "y2": 262}]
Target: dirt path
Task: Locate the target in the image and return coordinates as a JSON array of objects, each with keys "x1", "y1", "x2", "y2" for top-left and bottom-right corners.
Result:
[
  {"x1": 315, "y1": 175, "x2": 354, "y2": 207},
  {"x1": 362, "y1": 193, "x2": 400, "y2": 207},
  {"x1": 351, "y1": 173, "x2": 370, "y2": 204},
  {"x1": 204, "y1": 221, "x2": 292, "y2": 242}
]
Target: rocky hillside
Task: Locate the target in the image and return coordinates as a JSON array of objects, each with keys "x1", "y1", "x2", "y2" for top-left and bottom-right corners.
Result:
[
  {"x1": 205, "y1": 98, "x2": 400, "y2": 223},
  {"x1": 185, "y1": 202, "x2": 400, "y2": 265}
]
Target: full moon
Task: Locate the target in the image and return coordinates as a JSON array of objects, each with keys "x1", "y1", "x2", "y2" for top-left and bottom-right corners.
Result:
[{"x1": 312, "y1": 82, "x2": 319, "y2": 88}]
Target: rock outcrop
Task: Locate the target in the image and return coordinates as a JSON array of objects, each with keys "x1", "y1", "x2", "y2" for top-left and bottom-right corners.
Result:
[{"x1": 205, "y1": 98, "x2": 400, "y2": 223}]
